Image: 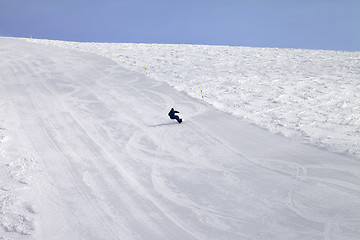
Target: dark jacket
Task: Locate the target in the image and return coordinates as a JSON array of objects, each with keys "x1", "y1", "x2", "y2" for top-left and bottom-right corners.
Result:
[{"x1": 168, "y1": 108, "x2": 179, "y2": 119}]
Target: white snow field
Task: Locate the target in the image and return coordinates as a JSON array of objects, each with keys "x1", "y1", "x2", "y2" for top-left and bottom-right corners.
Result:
[
  {"x1": 0, "y1": 37, "x2": 359, "y2": 240},
  {"x1": 27, "y1": 38, "x2": 360, "y2": 159}
]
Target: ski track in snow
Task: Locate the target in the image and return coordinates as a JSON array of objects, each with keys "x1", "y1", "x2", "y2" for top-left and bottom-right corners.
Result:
[
  {"x1": 26, "y1": 38, "x2": 360, "y2": 159},
  {"x1": 0, "y1": 37, "x2": 359, "y2": 239}
]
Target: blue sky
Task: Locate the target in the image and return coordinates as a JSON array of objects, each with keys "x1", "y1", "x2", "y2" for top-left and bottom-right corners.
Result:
[{"x1": 0, "y1": 0, "x2": 359, "y2": 51}]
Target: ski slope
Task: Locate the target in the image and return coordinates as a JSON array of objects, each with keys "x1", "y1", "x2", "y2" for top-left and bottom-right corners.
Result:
[
  {"x1": 0, "y1": 37, "x2": 359, "y2": 240},
  {"x1": 27, "y1": 38, "x2": 360, "y2": 159}
]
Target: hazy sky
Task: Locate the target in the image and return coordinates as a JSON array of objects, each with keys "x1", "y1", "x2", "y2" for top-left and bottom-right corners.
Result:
[{"x1": 0, "y1": 0, "x2": 359, "y2": 51}]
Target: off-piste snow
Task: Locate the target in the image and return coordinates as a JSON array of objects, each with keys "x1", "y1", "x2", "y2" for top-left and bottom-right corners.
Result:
[{"x1": 0, "y1": 37, "x2": 359, "y2": 240}]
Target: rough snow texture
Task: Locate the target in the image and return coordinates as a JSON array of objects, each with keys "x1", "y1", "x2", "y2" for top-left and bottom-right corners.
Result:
[
  {"x1": 29, "y1": 39, "x2": 360, "y2": 158},
  {"x1": 0, "y1": 37, "x2": 359, "y2": 240},
  {"x1": 0, "y1": 94, "x2": 40, "y2": 239}
]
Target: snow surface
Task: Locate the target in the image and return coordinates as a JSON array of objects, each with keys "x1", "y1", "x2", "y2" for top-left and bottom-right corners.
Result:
[
  {"x1": 0, "y1": 37, "x2": 359, "y2": 239},
  {"x1": 27, "y1": 38, "x2": 360, "y2": 159}
]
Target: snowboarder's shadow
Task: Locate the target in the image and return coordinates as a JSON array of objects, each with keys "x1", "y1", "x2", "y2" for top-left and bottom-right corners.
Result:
[{"x1": 148, "y1": 122, "x2": 178, "y2": 127}]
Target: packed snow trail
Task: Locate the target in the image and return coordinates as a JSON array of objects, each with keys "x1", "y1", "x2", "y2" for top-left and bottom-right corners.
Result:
[
  {"x1": 29, "y1": 39, "x2": 360, "y2": 159},
  {"x1": 0, "y1": 38, "x2": 359, "y2": 240}
]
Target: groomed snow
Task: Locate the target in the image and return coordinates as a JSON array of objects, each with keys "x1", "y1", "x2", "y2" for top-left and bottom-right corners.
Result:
[
  {"x1": 27, "y1": 38, "x2": 360, "y2": 159},
  {"x1": 0, "y1": 37, "x2": 359, "y2": 240}
]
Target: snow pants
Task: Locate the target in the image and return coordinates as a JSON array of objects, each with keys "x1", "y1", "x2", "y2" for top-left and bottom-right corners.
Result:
[{"x1": 171, "y1": 115, "x2": 181, "y2": 123}]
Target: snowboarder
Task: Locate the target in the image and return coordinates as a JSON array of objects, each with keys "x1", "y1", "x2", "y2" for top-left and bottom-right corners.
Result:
[{"x1": 168, "y1": 108, "x2": 182, "y2": 123}]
